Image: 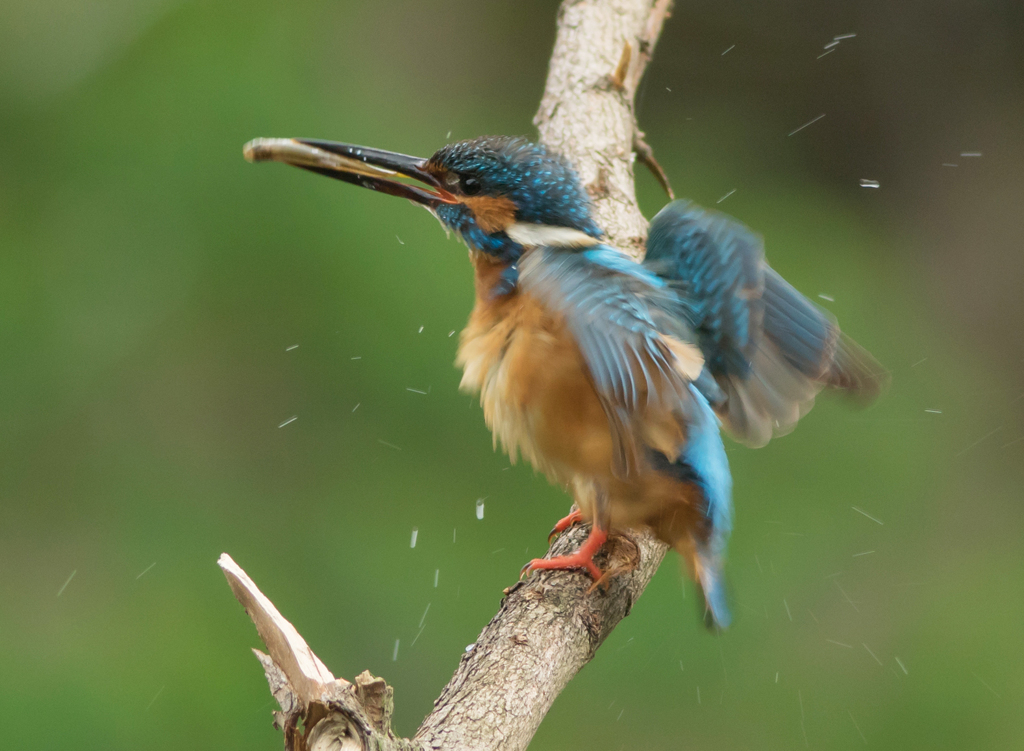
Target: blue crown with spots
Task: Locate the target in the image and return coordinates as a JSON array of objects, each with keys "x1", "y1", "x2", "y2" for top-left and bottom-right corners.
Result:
[{"x1": 428, "y1": 136, "x2": 603, "y2": 239}]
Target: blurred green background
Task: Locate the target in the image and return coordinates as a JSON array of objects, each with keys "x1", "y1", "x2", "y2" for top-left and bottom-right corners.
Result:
[{"x1": 2, "y1": 1, "x2": 1023, "y2": 748}]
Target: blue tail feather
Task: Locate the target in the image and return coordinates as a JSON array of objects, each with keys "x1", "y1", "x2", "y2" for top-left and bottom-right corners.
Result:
[
  {"x1": 684, "y1": 385, "x2": 733, "y2": 629},
  {"x1": 697, "y1": 555, "x2": 731, "y2": 629}
]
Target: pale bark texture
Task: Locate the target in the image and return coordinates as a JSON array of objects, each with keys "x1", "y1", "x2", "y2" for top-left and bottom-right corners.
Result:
[
  {"x1": 222, "y1": 1, "x2": 677, "y2": 749},
  {"x1": 535, "y1": 0, "x2": 674, "y2": 258}
]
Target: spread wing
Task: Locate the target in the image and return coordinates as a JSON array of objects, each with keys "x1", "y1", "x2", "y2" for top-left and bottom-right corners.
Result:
[
  {"x1": 645, "y1": 200, "x2": 887, "y2": 447},
  {"x1": 519, "y1": 246, "x2": 703, "y2": 477}
]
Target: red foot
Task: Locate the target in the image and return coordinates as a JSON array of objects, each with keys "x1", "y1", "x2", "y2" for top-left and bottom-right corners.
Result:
[
  {"x1": 522, "y1": 527, "x2": 608, "y2": 581},
  {"x1": 548, "y1": 508, "x2": 584, "y2": 544}
]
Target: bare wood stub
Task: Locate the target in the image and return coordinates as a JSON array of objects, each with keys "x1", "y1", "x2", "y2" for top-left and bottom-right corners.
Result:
[
  {"x1": 219, "y1": 553, "x2": 343, "y2": 702},
  {"x1": 222, "y1": 555, "x2": 422, "y2": 751}
]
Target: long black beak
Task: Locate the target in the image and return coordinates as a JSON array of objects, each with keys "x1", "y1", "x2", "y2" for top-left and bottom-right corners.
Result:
[{"x1": 242, "y1": 138, "x2": 457, "y2": 207}]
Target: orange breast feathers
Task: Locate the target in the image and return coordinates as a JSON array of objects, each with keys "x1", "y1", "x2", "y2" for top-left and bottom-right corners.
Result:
[
  {"x1": 457, "y1": 254, "x2": 613, "y2": 481},
  {"x1": 456, "y1": 253, "x2": 704, "y2": 495}
]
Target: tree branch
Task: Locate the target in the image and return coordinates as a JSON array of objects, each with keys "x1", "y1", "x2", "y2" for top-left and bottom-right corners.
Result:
[
  {"x1": 223, "y1": 2, "x2": 675, "y2": 749},
  {"x1": 535, "y1": 0, "x2": 675, "y2": 257}
]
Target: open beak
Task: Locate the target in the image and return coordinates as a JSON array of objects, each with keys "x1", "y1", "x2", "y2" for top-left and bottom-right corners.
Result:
[{"x1": 243, "y1": 137, "x2": 458, "y2": 207}]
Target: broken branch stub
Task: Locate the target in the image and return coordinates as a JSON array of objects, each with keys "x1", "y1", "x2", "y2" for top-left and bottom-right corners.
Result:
[
  {"x1": 219, "y1": 554, "x2": 419, "y2": 751},
  {"x1": 218, "y1": 553, "x2": 344, "y2": 701}
]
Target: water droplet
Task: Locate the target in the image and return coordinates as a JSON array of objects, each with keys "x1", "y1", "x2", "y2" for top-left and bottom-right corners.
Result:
[
  {"x1": 476, "y1": 499, "x2": 485, "y2": 520},
  {"x1": 56, "y1": 569, "x2": 77, "y2": 597}
]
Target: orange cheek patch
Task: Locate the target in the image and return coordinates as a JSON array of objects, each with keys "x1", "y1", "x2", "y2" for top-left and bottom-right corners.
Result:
[{"x1": 463, "y1": 195, "x2": 517, "y2": 234}]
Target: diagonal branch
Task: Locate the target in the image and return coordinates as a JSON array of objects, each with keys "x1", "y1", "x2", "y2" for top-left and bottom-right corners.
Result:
[
  {"x1": 535, "y1": 0, "x2": 675, "y2": 256},
  {"x1": 222, "y1": 2, "x2": 676, "y2": 749}
]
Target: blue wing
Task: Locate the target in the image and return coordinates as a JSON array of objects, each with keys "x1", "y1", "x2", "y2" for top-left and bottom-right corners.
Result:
[
  {"x1": 645, "y1": 200, "x2": 887, "y2": 447},
  {"x1": 646, "y1": 200, "x2": 764, "y2": 378},
  {"x1": 519, "y1": 245, "x2": 701, "y2": 477}
]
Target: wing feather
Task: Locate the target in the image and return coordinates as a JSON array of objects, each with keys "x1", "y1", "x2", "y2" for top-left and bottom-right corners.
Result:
[
  {"x1": 519, "y1": 246, "x2": 700, "y2": 476},
  {"x1": 645, "y1": 200, "x2": 887, "y2": 447}
]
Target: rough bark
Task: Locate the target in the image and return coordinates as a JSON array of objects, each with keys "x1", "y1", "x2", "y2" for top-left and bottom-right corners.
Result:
[
  {"x1": 535, "y1": 0, "x2": 675, "y2": 258},
  {"x1": 222, "y1": 1, "x2": 676, "y2": 749}
]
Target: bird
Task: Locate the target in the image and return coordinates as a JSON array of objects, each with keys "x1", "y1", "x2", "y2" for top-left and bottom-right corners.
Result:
[{"x1": 243, "y1": 134, "x2": 887, "y2": 628}]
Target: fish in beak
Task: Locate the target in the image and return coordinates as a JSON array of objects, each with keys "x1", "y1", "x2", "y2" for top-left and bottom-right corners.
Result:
[{"x1": 243, "y1": 137, "x2": 458, "y2": 206}]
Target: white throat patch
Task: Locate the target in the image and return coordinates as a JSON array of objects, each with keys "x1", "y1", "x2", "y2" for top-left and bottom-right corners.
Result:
[{"x1": 505, "y1": 222, "x2": 600, "y2": 249}]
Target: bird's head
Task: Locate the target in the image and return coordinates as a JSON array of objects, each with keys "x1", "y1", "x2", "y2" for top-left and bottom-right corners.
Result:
[{"x1": 244, "y1": 135, "x2": 602, "y2": 261}]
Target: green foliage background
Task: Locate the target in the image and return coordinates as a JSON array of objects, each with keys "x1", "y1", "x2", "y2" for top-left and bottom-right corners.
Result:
[{"x1": 2, "y1": 1, "x2": 1022, "y2": 748}]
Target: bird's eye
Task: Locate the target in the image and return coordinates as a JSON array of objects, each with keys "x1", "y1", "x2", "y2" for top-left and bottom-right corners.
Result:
[{"x1": 460, "y1": 175, "x2": 482, "y2": 196}]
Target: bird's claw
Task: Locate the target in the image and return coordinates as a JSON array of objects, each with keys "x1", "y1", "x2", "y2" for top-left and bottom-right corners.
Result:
[
  {"x1": 523, "y1": 516, "x2": 607, "y2": 583},
  {"x1": 520, "y1": 554, "x2": 604, "y2": 582},
  {"x1": 547, "y1": 508, "x2": 584, "y2": 544}
]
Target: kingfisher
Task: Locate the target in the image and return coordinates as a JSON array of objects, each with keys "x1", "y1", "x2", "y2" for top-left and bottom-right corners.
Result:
[{"x1": 243, "y1": 135, "x2": 886, "y2": 628}]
